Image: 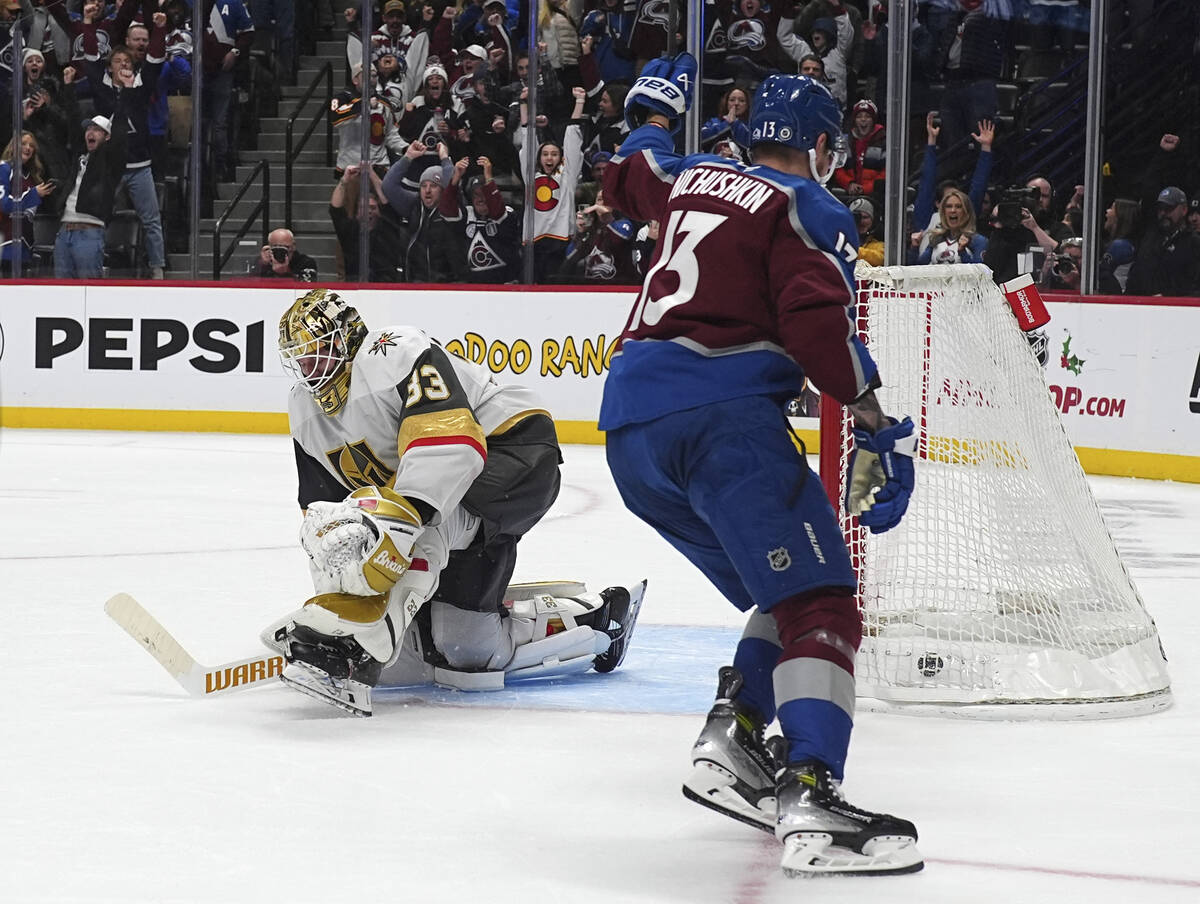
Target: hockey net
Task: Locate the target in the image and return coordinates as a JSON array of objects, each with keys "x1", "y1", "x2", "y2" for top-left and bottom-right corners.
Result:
[{"x1": 819, "y1": 264, "x2": 1171, "y2": 719}]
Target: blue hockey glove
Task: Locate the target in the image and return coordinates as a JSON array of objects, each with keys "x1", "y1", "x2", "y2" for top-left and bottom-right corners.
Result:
[
  {"x1": 624, "y1": 52, "x2": 697, "y2": 133},
  {"x1": 845, "y1": 417, "x2": 916, "y2": 534}
]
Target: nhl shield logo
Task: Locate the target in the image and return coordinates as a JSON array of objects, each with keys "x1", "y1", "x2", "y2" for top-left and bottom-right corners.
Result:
[{"x1": 767, "y1": 547, "x2": 792, "y2": 572}]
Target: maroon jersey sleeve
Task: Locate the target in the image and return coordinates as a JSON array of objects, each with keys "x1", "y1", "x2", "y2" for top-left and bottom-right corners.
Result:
[
  {"x1": 769, "y1": 217, "x2": 873, "y2": 404},
  {"x1": 602, "y1": 125, "x2": 681, "y2": 225}
]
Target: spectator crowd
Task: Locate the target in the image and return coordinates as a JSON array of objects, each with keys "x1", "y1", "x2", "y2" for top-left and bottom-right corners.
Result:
[{"x1": 1, "y1": 0, "x2": 1198, "y2": 295}]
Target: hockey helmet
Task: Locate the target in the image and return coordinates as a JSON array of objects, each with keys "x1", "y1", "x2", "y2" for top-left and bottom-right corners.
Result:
[
  {"x1": 278, "y1": 289, "x2": 367, "y2": 415},
  {"x1": 749, "y1": 75, "x2": 847, "y2": 178}
]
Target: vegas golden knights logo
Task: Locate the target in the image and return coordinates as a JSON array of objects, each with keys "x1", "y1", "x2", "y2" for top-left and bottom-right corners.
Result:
[{"x1": 327, "y1": 440, "x2": 395, "y2": 489}]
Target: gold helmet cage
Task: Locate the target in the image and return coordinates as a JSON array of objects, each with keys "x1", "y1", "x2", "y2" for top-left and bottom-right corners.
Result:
[{"x1": 278, "y1": 289, "x2": 367, "y2": 414}]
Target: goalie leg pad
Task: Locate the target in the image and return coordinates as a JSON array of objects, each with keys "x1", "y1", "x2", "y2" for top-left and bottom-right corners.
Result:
[
  {"x1": 291, "y1": 592, "x2": 396, "y2": 664},
  {"x1": 432, "y1": 626, "x2": 602, "y2": 691}
]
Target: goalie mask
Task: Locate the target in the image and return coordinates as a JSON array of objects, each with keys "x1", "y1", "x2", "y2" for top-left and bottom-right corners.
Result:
[{"x1": 279, "y1": 289, "x2": 368, "y2": 415}]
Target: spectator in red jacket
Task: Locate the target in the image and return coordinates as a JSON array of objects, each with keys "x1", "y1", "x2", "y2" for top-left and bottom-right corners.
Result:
[{"x1": 833, "y1": 99, "x2": 885, "y2": 200}]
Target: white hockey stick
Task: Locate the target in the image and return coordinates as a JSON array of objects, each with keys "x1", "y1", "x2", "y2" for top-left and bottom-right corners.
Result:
[{"x1": 104, "y1": 593, "x2": 283, "y2": 698}]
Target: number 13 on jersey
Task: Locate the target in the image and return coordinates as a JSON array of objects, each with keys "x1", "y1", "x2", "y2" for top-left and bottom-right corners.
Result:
[{"x1": 626, "y1": 210, "x2": 728, "y2": 330}]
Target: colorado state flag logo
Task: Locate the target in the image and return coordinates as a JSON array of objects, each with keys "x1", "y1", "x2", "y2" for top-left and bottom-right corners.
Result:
[{"x1": 534, "y1": 173, "x2": 560, "y2": 211}]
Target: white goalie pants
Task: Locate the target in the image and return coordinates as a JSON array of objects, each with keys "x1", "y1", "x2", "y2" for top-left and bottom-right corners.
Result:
[{"x1": 376, "y1": 503, "x2": 545, "y2": 686}]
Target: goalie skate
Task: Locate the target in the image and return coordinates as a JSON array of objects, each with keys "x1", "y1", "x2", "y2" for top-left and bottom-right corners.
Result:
[
  {"x1": 280, "y1": 659, "x2": 374, "y2": 718},
  {"x1": 775, "y1": 762, "x2": 923, "y2": 877},
  {"x1": 278, "y1": 622, "x2": 388, "y2": 718},
  {"x1": 682, "y1": 667, "x2": 781, "y2": 833},
  {"x1": 593, "y1": 580, "x2": 647, "y2": 673}
]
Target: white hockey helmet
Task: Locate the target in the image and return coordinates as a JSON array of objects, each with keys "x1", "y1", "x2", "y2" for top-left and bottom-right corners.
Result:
[{"x1": 278, "y1": 289, "x2": 367, "y2": 415}]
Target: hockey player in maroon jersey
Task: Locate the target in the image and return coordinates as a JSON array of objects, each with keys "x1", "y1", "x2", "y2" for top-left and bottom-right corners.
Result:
[{"x1": 601, "y1": 59, "x2": 923, "y2": 876}]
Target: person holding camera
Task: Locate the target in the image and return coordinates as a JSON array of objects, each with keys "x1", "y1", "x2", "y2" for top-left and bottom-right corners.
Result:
[
  {"x1": 1041, "y1": 236, "x2": 1083, "y2": 292},
  {"x1": 254, "y1": 227, "x2": 319, "y2": 282},
  {"x1": 19, "y1": 49, "x2": 78, "y2": 211},
  {"x1": 982, "y1": 188, "x2": 1059, "y2": 284}
]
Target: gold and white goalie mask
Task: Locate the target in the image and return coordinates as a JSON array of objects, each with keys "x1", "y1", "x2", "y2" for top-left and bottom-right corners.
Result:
[{"x1": 279, "y1": 289, "x2": 368, "y2": 415}]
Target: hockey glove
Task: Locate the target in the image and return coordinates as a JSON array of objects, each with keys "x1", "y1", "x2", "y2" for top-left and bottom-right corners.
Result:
[
  {"x1": 300, "y1": 486, "x2": 423, "y2": 596},
  {"x1": 624, "y1": 52, "x2": 697, "y2": 134},
  {"x1": 845, "y1": 417, "x2": 916, "y2": 534}
]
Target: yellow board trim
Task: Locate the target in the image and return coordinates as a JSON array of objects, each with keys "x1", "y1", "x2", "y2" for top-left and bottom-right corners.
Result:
[
  {"x1": 2, "y1": 408, "x2": 1196, "y2": 483},
  {"x1": 0, "y1": 407, "x2": 292, "y2": 434}
]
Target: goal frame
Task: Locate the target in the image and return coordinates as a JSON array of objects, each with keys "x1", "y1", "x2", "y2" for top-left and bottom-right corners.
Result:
[{"x1": 818, "y1": 264, "x2": 1171, "y2": 720}]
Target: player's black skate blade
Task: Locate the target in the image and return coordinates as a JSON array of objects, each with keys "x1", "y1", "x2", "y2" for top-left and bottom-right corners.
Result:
[
  {"x1": 593, "y1": 580, "x2": 647, "y2": 673},
  {"x1": 280, "y1": 660, "x2": 374, "y2": 717}
]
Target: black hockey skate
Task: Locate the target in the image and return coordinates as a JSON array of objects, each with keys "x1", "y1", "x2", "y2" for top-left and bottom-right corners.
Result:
[
  {"x1": 280, "y1": 625, "x2": 383, "y2": 718},
  {"x1": 592, "y1": 580, "x2": 647, "y2": 673},
  {"x1": 775, "y1": 762, "x2": 923, "y2": 877},
  {"x1": 682, "y1": 667, "x2": 781, "y2": 833}
]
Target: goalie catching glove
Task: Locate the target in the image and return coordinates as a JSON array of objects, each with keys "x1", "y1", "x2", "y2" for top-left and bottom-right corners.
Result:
[
  {"x1": 846, "y1": 417, "x2": 916, "y2": 534},
  {"x1": 300, "y1": 486, "x2": 424, "y2": 596},
  {"x1": 624, "y1": 52, "x2": 697, "y2": 133}
]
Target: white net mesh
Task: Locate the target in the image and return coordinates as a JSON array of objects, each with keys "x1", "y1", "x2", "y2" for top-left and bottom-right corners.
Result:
[{"x1": 831, "y1": 264, "x2": 1171, "y2": 718}]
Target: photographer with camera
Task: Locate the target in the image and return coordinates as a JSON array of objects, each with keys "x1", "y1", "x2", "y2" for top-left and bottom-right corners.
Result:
[
  {"x1": 982, "y1": 184, "x2": 1059, "y2": 284},
  {"x1": 1041, "y1": 236, "x2": 1083, "y2": 292},
  {"x1": 254, "y1": 227, "x2": 319, "y2": 282}
]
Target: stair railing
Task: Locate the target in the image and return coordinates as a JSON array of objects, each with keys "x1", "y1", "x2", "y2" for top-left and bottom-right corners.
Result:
[
  {"x1": 212, "y1": 160, "x2": 271, "y2": 280},
  {"x1": 285, "y1": 62, "x2": 335, "y2": 230}
]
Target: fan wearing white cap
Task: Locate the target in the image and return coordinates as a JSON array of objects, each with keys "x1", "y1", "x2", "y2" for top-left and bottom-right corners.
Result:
[
  {"x1": 52, "y1": 81, "x2": 134, "y2": 279},
  {"x1": 447, "y1": 43, "x2": 489, "y2": 101},
  {"x1": 392, "y1": 57, "x2": 467, "y2": 190}
]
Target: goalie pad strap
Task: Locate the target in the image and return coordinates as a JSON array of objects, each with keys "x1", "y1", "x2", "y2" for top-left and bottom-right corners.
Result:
[{"x1": 304, "y1": 592, "x2": 389, "y2": 624}]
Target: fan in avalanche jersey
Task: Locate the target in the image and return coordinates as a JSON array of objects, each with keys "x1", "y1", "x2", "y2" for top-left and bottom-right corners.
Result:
[
  {"x1": 601, "y1": 60, "x2": 923, "y2": 876},
  {"x1": 264, "y1": 289, "x2": 641, "y2": 716}
]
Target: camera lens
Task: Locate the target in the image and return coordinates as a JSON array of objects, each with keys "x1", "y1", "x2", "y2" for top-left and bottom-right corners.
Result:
[{"x1": 271, "y1": 246, "x2": 290, "y2": 262}]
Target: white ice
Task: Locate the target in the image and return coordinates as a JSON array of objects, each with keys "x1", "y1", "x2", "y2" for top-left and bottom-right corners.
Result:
[{"x1": 2, "y1": 429, "x2": 1198, "y2": 904}]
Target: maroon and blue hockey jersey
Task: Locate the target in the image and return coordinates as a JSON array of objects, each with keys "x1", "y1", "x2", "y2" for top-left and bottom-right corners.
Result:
[{"x1": 598, "y1": 124, "x2": 879, "y2": 431}]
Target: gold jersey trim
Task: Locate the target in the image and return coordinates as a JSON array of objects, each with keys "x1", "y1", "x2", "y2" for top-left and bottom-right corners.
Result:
[
  {"x1": 489, "y1": 409, "x2": 554, "y2": 437},
  {"x1": 396, "y1": 408, "x2": 487, "y2": 459}
]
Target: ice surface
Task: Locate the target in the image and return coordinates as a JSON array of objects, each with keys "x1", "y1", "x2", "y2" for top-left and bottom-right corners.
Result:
[{"x1": 2, "y1": 429, "x2": 1197, "y2": 903}]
